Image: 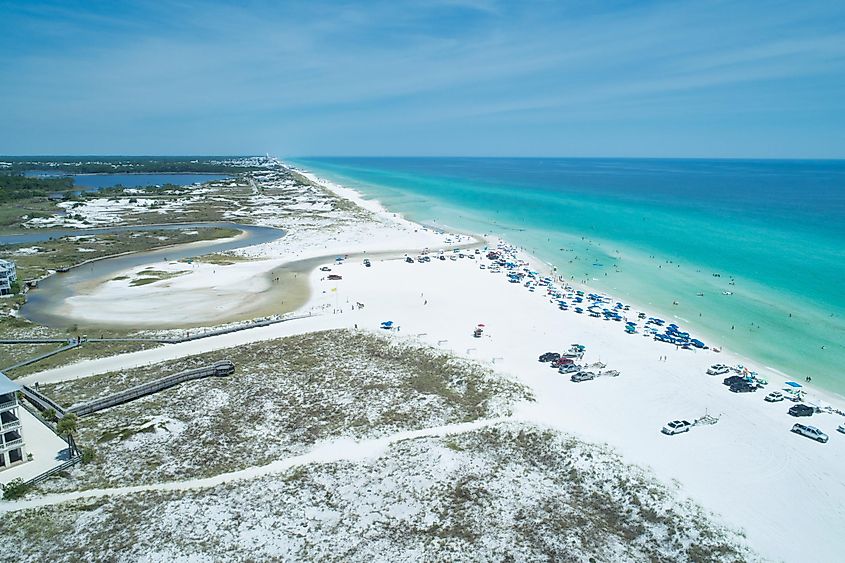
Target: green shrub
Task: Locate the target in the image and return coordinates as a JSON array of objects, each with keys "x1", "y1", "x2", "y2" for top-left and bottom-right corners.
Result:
[
  {"x1": 1, "y1": 478, "x2": 32, "y2": 500},
  {"x1": 81, "y1": 445, "x2": 97, "y2": 464}
]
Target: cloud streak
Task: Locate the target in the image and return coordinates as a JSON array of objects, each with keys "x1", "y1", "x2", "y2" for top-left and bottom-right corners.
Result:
[{"x1": 0, "y1": 0, "x2": 843, "y2": 157}]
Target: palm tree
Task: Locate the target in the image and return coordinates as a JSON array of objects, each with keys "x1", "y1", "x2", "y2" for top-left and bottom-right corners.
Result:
[{"x1": 56, "y1": 413, "x2": 80, "y2": 456}]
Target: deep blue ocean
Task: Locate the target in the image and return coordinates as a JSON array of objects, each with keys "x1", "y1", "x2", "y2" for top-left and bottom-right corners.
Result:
[{"x1": 291, "y1": 157, "x2": 845, "y2": 394}]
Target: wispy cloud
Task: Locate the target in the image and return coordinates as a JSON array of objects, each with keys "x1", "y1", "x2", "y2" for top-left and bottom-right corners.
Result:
[{"x1": 0, "y1": 0, "x2": 843, "y2": 156}]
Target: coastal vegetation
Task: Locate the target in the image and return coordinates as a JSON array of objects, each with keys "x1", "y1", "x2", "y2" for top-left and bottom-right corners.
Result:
[
  {"x1": 0, "y1": 173, "x2": 74, "y2": 204},
  {"x1": 0, "y1": 421, "x2": 755, "y2": 562},
  {"x1": 1, "y1": 156, "x2": 263, "y2": 175},
  {"x1": 37, "y1": 329, "x2": 531, "y2": 491},
  {"x1": 2, "y1": 327, "x2": 755, "y2": 561},
  {"x1": 128, "y1": 269, "x2": 191, "y2": 286},
  {"x1": 0, "y1": 174, "x2": 74, "y2": 228}
]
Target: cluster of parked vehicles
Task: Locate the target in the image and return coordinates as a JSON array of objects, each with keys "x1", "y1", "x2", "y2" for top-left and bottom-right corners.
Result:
[
  {"x1": 537, "y1": 346, "x2": 620, "y2": 383},
  {"x1": 406, "y1": 248, "x2": 485, "y2": 265},
  {"x1": 705, "y1": 365, "x2": 844, "y2": 445}
]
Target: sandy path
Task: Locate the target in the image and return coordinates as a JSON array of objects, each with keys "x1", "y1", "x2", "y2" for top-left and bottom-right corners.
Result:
[{"x1": 0, "y1": 417, "x2": 510, "y2": 513}]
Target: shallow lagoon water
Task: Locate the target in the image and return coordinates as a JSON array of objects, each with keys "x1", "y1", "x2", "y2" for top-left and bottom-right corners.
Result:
[
  {"x1": 18, "y1": 222, "x2": 287, "y2": 328},
  {"x1": 292, "y1": 157, "x2": 845, "y2": 395}
]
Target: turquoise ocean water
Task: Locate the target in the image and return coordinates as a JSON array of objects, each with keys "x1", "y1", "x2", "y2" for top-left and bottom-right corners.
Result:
[{"x1": 291, "y1": 158, "x2": 845, "y2": 395}]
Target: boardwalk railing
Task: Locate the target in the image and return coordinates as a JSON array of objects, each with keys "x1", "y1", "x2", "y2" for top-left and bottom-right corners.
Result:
[
  {"x1": 23, "y1": 456, "x2": 81, "y2": 487},
  {"x1": 67, "y1": 360, "x2": 235, "y2": 417},
  {"x1": 2, "y1": 341, "x2": 81, "y2": 372},
  {"x1": 20, "y1": 385, "x2": 66, "y2": 418}
]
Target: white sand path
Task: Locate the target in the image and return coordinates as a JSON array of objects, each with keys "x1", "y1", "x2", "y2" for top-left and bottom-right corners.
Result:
[{"x1": 0, "y1": 417, "x2": 510, "y2": 513}]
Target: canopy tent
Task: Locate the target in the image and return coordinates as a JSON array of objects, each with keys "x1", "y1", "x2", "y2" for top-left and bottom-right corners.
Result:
[{"x1": 784, "y1": 381, "x2": 803, "y2": 388}]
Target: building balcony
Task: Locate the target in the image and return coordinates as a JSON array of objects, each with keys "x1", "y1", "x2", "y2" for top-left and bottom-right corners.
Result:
[
  {"x1": 0, "y1": 438, "x2": 24, "y2": 452},
  {"x1": 0, "y1": 418, "x2": 20, "y2": 433},
  {"x1": 0, "y1": 400, "x2": 17, "y2": 412}
]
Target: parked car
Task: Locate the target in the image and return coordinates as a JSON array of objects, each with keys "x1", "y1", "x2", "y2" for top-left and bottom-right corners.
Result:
[
  {"x1": 552, "y1": 357, "x2": 575, "y2": 368},
  {"x1": 538, "y1": 352, "x2": 560, "y2": 363},
  {"x1": 789, "y1": 404, "x2": 814, "y2": 417},
  {"x1": 730, "y1": 382, "x2": 758, "y2": 393},
  {"x1": 791, "y1": 424, "x2": 828, "y2": 443},
  {"x1": 765, "y1": 391, "x2": 784, "y2": 402},
  {"x1": 405, "y1": 256, "x2": 414, "y2": 263},
  {"x1": 327, "y1": 274, "x2": 342, "y2": 280},
  {"x1": 570, "y1": 372, "x2": 596, "y2": 383},
  {"x1": 838, "y1": 424, "x2": 845, "y2": 435},
  {"x1": 662, "y1": 420, "x2": 692, "y2": 435},
  {"x1": 723, "y1": 375, "x2": 746, "y2": 387},
  {"x1": 707, "y1": 364, "x2": 730, "y2": 375},
  {"x1": 558, "y1": 364, "x2": 580, "y2": 374},
  {"x1": 363, "y1": 259, "x2": 371, "y2": 267},
  {"x1": 319, "y1": 266, "x2": 331, "y2": 272}
]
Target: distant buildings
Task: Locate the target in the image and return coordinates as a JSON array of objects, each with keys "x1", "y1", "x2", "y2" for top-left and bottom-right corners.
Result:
[
  {"x1": 0, "y1": 259, "x2": 17, "y2": 295},
  {"x1": 0, "y1": 372, "x2": 26, "y2": 471}
]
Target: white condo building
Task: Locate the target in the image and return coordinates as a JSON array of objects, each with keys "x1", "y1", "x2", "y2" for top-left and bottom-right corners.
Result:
[
  {"x1": 0, "y1": 259, "x2": 17, "y2": 296},
  {"x1": 0, "y1": 372, "x2": 26, "y2": 471}
]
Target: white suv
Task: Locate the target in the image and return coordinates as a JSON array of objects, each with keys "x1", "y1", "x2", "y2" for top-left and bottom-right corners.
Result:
[
  {"x1": 791, "y1": 424, "x2": 829, "y2": 443},
  {"x1": 662, "y1": 420, "x2": 691, "y2": 435}
]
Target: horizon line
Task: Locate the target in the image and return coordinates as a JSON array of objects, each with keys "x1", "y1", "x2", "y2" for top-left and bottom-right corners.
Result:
[{"x1": 2, "y1": 154, "x2": 845, "y2": 162}]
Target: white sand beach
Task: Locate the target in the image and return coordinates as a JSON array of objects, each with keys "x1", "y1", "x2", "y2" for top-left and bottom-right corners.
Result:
[{"x1": 11, "y1": 169, "x2": 845, "y2": 562}]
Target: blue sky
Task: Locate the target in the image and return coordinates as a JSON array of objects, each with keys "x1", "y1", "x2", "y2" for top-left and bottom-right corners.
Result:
[{"x1": 1, "y1": 0, "x2": 844, "y2": 157}]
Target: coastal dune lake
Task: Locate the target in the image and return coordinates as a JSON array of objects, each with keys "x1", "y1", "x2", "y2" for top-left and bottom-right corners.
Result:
[
  {"x1": 16, "y1": 222, "x2": 294, "y2": 328},
  {"x1": 292, "y1": 157, "x2": 845, "y2": 395}
]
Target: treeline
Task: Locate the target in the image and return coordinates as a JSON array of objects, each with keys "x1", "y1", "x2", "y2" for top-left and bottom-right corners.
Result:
[
  {"x1": 2, "y1": 157, "x2": 259, "y2": 174},
  {"x1": 0, "y1": 174, "x2": 74, "y2": 204}
]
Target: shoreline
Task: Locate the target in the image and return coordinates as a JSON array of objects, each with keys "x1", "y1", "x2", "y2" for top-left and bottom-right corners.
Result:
[
  {"x1": 296, "y1": 164, "x2": 845, "y2": 405},
  {"x1": 289, "y1": 160, "x2": 844, "y2": 396}
]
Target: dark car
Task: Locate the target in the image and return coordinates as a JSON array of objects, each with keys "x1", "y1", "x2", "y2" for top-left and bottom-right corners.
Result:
[
  {"x1": 723, "y1": 375, "x2": 746, "y2": 387},
  {"x1": 538, "y1": 352, "x2": 560, "y2": 363},
  {"x1": 788, "y1": 404, "x2": 814, "y2": 417},
  {"x1": 729, "y1": 382, "x2": 758, "y2": 393}
]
